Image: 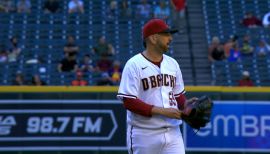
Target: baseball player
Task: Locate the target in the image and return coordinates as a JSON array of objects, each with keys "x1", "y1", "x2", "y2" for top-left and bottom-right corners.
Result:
[{"x1": 117, "y1": 19, "x2": 197, "y2": 154}]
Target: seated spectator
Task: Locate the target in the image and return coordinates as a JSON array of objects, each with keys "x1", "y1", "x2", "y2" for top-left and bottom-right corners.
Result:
[
  {"x1": 0, "y1": 46, "x2": 8, "y2": 63},
  {"x1": 64, "y1": 35, "x2": 79, "y2": 57},
  {"x1": 92, "y1": 36, "x2": 115, "y2": 57},
  {"x1": 107, "y1": 0, "x2": 117, "y2": 20},
  {"x1": 228, "y1": 43, "x2": 241, "y2": 62},
  {"x1": 240, "y1": 35, "x2": 254, "y2": 56},
  {"x1": 43, "y1": 0, "x2": 60, "y2": 13},
  {"x1": 71, "y1": 71, "x2": 88, "y2": 86},
  {"x1": 58, "y1": 52, "x2": 78, "y2": 72},
  {"x1": 0, "y1": 51, "x2": 8, "y2": 63},
  {"x1": 136, "y1": 0, "x2": 152, "y2": 19},
  {"x1": 241, "y1": 12, "x2": 262, "y2": 28},
  {"x1": 109, "y1": 60, "x2": 122, "y2": 85},
  {"x1": 255, "y1": 40, "x2": 270, "y2": 57},
  {"x1": 12, "y1": 71, "x2": 25, "y2": 85},
  {"x1": 7, "y1": 36, "x2": 22, "y2": 62},
  {"x1": 68, "y1": 0, "x2": 84, "y2": 14},
  {"x1": 120, "y1": 0, "x2": 132, "y2": 18},
  {"x1": 96, "y1": 56, "x2": 113, "y2": 72},
  {"x1": 0, "y1": 0, "x2": 16, "y2": 13},
  {"x1": 263, "y1": 12, "x2": 270, "y2": 28},
  {"x1": 80, "y1": 54, "x2": 95, "y2": 72},
  {"x1": 31, "y1": 74, "x2": 46, "y2": 86},
  {"x1": 154, "y1": 1, "x2": 170, "y2": 20},
  {"x1": 17, "y1": 0, "x2": 31, "y2": 13},
  {"x1": 238, "y1": 71, "x2": 254, "y2": 86},
  {"x1": 208, "y1": 36, "x2": 225, "y2": 62},
  {"x1": 224, "y1": 35, "x2": 238, "y2": 57},
  {"x1": 96, "y1": 72, "x2": 114, "y2": 86}
]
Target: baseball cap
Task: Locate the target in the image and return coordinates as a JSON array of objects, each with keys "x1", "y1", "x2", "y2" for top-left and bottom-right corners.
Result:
[{"x1": 142, "y1": 19, "x2": 178, "y2": 39}]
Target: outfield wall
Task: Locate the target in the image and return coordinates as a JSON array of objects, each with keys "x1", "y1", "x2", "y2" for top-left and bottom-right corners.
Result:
[{"x1": 0, "y1": 86, "x2": 269, "y2": 154}]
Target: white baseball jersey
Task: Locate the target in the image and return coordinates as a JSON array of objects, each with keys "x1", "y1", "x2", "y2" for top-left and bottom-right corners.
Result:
[{"x1": 117, "y1": 53, "x2": 185, "y2": 129}]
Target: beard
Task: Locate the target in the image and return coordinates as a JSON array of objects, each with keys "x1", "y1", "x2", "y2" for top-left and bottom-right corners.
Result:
[{"x1": 158, "y1": 41, "x2": 170, "y2": 53}]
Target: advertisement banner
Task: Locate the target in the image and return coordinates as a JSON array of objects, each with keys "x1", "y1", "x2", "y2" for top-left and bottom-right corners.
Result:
[
  {"x1": 185, "y1": 101, "x2": 270, "y2": 152},
  {"x1": 0, "y1": 100, "x2": 127, "y2": 151}
]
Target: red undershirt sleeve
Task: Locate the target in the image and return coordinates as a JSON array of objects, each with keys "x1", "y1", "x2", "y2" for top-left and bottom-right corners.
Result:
[
  {"x1": 175, "y1": 94, "x2": 187, "y2": 110},
  {"x1": 123, "y1": 97, "x2": 154, "y2": 117}
]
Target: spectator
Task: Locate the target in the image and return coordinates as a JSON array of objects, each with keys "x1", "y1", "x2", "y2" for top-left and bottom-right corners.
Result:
[
  {"x1": 107, "y1": 0, "x2": 117, "y2": 20},
  {"x1": 170, "y1": 0, "x2": 185, "y2": 17},
  {"x1": 262, "y1": 12, "x2": 270, "y2": 28},
  {"x1": 227, "y1": 42, "x2": 241, "y2": 62},
  {"x1": 80, "y1": 54, "x2": 95, "y2": 72},
  {"x1": 0, "y1": 51, "x2": 8, "y2": 63},
  {"x1": 109, "y1": 60, "x2": 122, "y2": 85},
  {"x1": 96, "y1": 72, "x2": 114, "y2": 86},
  {"x1": 136, "y1": 0, "x2": 152, "y2": 19},
  {"x1": 0, "y1": 46, "x2": 8, "y2": 63},
  {"x1": 255, "y1": 40, "x2": 270, "y2": 57},
  {"x1": 12, "y1": 71, "x2": 25, "y2": 85},
  {"x1": 238, "y1": 71, "x2": 254, "y2": 86},
  {"x1": 96, "y1": 56, "x2": 112, "y2": 72},
  {"x1": 7, "y1": 36, "x2": 22, "y2": 62},
  {"x1": 170, "y1": 0, "x2": 186, "y2": 30},
  {"x1": 241, "y1": 12, "x2": 262, "y2": 28},
  {"x1": 208, "y1": 36, "x2": 225, "y2": 62},
  {"x1": 120, "y1": 0, "x2": 132, "y2": 18},
  {"x1": 58, "y1": 52, "x2": 78, "y2": 72},
  {"x1": 63, "y1": 35, "x2": 79, "y2": 57},
  {"x1": 68, "y1": 0, "x2": 84, "y2": 14},
  {"x1": 224, "y1": 35, "x2": 238, "y2": 57},
  {"x1": 240, "y1": 35, "x2": 254, "y2": 56},
  {"x1": 154, "y1": 1, "x2": 170, "y2": 20},
  {"x1": 17, "y1": 0, "x2": 31, "y2": 13},
  {"x1": 43, "y1": 0, "x2": 60, "y2": 13},
  {"x1": 0, "y1": 0, "x2": 16, "y2": 13},
  {"x1": 92, "y1": 36, "x2": 115, "y2": 57},
  {"x1": 31, "y1": 74, "x2": 46, "y2": 86},
  {"x1": 71, "y1": 71, "x2": 88, "y2": 86}
]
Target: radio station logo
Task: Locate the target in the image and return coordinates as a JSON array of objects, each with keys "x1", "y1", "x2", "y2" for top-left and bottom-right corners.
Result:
[{"x1": 0, "y1": 116, "x2": 16, "y2": 135}]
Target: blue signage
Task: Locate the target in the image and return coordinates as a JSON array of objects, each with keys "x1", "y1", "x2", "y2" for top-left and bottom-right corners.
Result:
[
  {"x1": 185, "y1": 101, "x2": 270, "y2": 152},
  {"x1": 0, "y1": 100, "x2": 127, "y2": 151}
]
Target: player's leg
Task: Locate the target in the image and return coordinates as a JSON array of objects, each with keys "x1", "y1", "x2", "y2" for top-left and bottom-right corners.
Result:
[
  {"x1": 161, "y1": 126, "x2": 185, "y2": 154},
  {"x1": 127, "y1": 125, "x2": 164, "y2": 154}
]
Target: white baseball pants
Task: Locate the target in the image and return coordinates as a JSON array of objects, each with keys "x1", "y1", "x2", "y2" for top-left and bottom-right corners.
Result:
[{"x1": 127, "y1": 125, "x2": 185, "y2": 154}]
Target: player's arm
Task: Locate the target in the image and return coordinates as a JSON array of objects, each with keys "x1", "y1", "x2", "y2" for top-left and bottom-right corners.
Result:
[
  {"x1": 123, "y1": 97, "x2": 153, "y2": 117},
  {"x1": 123, "y1": 97, "x2": 182, "y2": 119}
]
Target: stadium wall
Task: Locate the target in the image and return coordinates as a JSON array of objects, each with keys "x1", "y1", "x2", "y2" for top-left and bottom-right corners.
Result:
[{"x1": 0, "y1": 86, "x2": 269, "y2": 154}]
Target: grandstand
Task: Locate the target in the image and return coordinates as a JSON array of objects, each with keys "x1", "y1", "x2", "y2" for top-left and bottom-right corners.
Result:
[
  {"x1": 202, "y1": 0, "x2": 270, "y2": 86},
  {"x1": 0, "y1": 0, "x2": 269, "y2": 86}
]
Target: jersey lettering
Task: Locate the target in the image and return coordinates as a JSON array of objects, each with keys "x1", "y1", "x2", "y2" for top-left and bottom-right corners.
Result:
[
  {"x1": 164, "y1": 74, "x2": 169, "y2": 86},
  {"x1": 150, "y1": 76, "x2": 157, "y2": 88},
  {"x1": 169, "y1": 75, "x2": 176, "y2": 88},
  {"x1": 142, "y1": 78, "x2": 149, "y2": 90},
  {"x1": 156, "y1": 74, "x2": 163, "y2": 87},
  {"x1": 141, "y1": 74, "x2": 176, "y2": 91}
]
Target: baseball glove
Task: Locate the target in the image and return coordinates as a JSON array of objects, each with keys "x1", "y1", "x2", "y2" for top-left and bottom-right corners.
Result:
[{"x1": 182, "y1": 95, "x2": 213, "y2": 130}]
